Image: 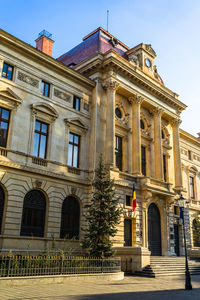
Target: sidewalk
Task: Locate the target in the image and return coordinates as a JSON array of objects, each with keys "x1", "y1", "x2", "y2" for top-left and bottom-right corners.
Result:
[{"x1": 1, "y1": 275, "x2": 200, "y2": 300}]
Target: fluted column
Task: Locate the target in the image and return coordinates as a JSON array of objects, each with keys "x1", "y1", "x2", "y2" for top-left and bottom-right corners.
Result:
[
  {"x1": 153, "y1": 107, "x2": 163, "y2": 180},
  {"x1": 129, "y1": 95, "x2": 143, "y2": 175},
  {"x1": 103, "y1": 79, "x2": 119, "y2": 167},
  {"x1": 172, "y1": 118, "x2": 183, "y2": 190}
]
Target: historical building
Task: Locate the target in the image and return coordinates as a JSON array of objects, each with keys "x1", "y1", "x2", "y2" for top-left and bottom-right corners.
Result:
[{"x1": 0, "y1": 27, "x2": 199, "y2": 272}]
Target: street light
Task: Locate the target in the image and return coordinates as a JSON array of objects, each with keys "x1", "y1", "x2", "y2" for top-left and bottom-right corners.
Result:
[{"x1": 177, "y1": 194, "x2": 192, "y2": 290}]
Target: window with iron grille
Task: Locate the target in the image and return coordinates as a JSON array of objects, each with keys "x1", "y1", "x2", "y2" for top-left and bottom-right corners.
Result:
[
  {"x1": 2, "y1": 63, "x2": 13, "y2": 80},
  {"x1": 189, "y1": 176, "x2": 195, "y2": 199},
  {"x1": 41, "y1": 81, "x2": 50, "y2": 97},
  {"x1": 73, "y1": 96, "x2": 80, "y2": 111},
  {"x1": 32, "y1": 120, "x2": 48, "y2": 159},
  {"x1": 0, "y1": 186, "x2": 5, "y2": 234},
  {"x1": 20, "y1": 190, "x2": 46, "y2": 237},
  {"x1": 141, "y1": 146, "x2": 146, "y2": 176},
  {"x1": 0, "y1": 107, "x2": 10, "y2": 148},
  {"x1": 115, "y1": 135, "x2": 122, "y2": 171},
  {"x1": 124, "y1": 219, "x2": 132, "y2": 246},
  {"x1": 60, "y1": 196, "x2": 80, "y2": 239},
  {"x1": 163, "y1": 154, "x2": 167, "y2": 182},
  {"x1": 68, "y1": 132, "x2": 80, "y2": 168},
  {"x1": 126, "y1": 195, "x2": 131, "y2": 207}
]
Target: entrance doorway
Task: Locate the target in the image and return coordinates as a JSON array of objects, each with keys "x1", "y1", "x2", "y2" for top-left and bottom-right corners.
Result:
[
  {"x1": 174, "y1": 225, "x2": 180, "y2": 256},
  {"x1": 148, "y1": 203, "x2": 162, "y2": 256}
]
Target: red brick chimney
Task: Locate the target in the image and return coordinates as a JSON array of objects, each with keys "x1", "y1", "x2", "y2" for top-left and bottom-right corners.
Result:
[{"x1": 35, "y1": 30, "x2": 54, "y2": 56}]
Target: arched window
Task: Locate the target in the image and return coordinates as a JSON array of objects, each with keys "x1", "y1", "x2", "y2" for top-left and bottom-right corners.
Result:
[
  {"x1": 20, "y1": 190, "x2": 46, "y2": 237},
  {"x1": 60, "y1": 196, "x2": 80, "y2": 239},
  {"x1": 0, "y1": 186, "x2": 5, "y2": 234},
  {"x1": 140, "y1": 120, "x2": 145, "y2": 130},
  {"x1": 193, "y1": 219, "x2": 200, "y2": 247}
]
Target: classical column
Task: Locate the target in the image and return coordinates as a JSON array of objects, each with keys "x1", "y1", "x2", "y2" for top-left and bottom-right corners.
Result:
[
  {"x1": 172, "y1": 118, "x2": 183, "y2": 190},
  {"x1": 152, "y1": 107, "x2": 164, "y2": 181},
  {"x1": 129, "y1": 94, "x2": 143, "y2": 175},
  {"x1": 103, "y1": 79, "x2": 119, "y2": 167}
]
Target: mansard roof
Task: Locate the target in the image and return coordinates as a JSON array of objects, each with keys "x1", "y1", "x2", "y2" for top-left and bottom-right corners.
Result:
[{"x1": 57, "y1": 27, "x2": 129, "y2": 66}]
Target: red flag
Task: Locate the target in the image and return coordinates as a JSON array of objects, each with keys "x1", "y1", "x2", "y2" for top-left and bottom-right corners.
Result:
[{"x1": 132, "y1": 184, "x2": 137, "y2": 211}]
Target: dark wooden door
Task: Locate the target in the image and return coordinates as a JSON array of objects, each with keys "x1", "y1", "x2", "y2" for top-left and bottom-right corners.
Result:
[
  {"x1": 124, "y1": 219, "x2": 132, "y2": 246},
  {"x1": 148, "y1": 203, "x2": 161, "y2": 256},
  {"x1": 174, "y1": 225, "x2": 180, "y2": 256}
]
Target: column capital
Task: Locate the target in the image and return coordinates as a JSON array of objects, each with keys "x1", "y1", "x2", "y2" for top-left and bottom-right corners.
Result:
[
  {"x1": 102, "y1": 79, "x2": 119, "y2": 91},
  {"x1": 171, "y1": 118, "x2": 182, "y2": 127},
  {"x1": 128, "y1": 94, "x2": 144, "y2": 105},
  {"x1": 150, "y1": 106, "x2": 164, "y2": 117}
]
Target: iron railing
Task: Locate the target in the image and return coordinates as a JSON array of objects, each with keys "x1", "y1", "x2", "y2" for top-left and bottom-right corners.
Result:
[{"x1": 0, "y1": 255, "x2": 121, "y2": 277}]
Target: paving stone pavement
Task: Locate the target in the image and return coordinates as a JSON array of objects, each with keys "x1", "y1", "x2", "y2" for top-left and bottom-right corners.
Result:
[{"x1": 1, "y1": 275, "x2": 200, "y2": 300}]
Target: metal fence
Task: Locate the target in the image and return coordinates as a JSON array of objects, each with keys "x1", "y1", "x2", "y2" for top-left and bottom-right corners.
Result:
[{"x1": 0, "y1": 255, "x2": 121, "y2": 277}]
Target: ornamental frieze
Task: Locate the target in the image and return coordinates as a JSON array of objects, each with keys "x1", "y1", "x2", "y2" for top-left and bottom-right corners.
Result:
[
  {"x1": 54, "y1": 88, "x2": 71, "y2": 102},
  {"x1": 17, "y1": 71, "x2": 39, "y2": 88}
]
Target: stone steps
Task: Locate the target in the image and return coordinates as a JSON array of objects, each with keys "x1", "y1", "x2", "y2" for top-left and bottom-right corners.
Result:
[{"x1": 135, "y1": 256, "x2": 200, "y2": 277}]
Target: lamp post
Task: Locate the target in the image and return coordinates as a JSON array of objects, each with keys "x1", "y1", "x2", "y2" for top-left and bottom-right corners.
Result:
[{"x1": 177, "y1": 194, "x2": 192, "y2": 290}]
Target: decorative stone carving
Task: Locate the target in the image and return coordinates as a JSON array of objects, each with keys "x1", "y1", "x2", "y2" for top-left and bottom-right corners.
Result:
[
  {"x1": 129, "y1": 54, "x2": 140, "y2": 66},
  {"x1": 128, "y1": 94, "x2": 144, "y2": 105},
  {"x1": 150, "y1": 107, "x2": 164, "y2": 116},
  {"x1": 83, "y1": 103, "x2": 89, "y2": 111},
  {"x1": 115, "y1": 102, "x2": 129, "y2": 125},
  {"x1": 144, "y1": 44, "x2": 156, "y2": 57},
  {"x1": 54, "y1": 88, "x2": 71, "y2": 102},
  {"x1": 102, "y1": 79, "x2": 119, "y2": 91},
  {"x1": 17, "y1": 71, "x2": 39, "y2": 88},
  {"x1": 140, "y1": 112, "x2": 151, "y2": 136},
  {"x1": 35, "y1": 179, "x2": 43, "y2": 188},
  {"x1": 161, "y1": 126, "x2": 170, "y2": 145},
  {"x1": 171, "y1": 118, "x2": 182, "y2": 127}
]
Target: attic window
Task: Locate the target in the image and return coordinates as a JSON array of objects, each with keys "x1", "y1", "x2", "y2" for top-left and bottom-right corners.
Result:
[
  {"x1": 68, "y1": 63, "x2": 76, "y2": 68},
  {"x1": 110, "y1": 37, "x2": 118, "y2": 47}
]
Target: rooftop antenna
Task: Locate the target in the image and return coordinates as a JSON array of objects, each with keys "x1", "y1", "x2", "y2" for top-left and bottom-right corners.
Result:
[{"x1": 107, "y1": 10, "x2": 109, "y2": 32}]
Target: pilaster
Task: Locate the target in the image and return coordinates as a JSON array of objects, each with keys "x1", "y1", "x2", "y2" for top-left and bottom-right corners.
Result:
[
  {"x1": 172, "y1": 118, "x2": 183, "y2": 191},
  {"x1": 129, "y1": 94, "x2": 144, "y2": 175},
  {"x1": 102, "y1": 79, "x2": 119, "y2": 167},
  {"x1": 152, "y1": 107, "x2": 164, "y2": 180}
]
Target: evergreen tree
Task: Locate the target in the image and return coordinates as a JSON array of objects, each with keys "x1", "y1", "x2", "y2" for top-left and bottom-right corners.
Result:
[
  {"x1": 81, "y1": 155, "x2": 122, "y2": 257},
  {"x1": 193, "y1": 215, "x2": 200, "y2": 247}
]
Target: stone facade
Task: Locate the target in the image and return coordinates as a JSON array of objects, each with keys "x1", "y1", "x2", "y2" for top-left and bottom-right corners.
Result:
[{"x1": 0, "y1": 27, "x2": 199, "y2": 272}]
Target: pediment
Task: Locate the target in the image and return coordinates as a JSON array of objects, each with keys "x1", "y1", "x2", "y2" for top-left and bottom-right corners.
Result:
[
  {"x1": 64, "y1": 117, "x2": 88, "y2": 130},
  {"x1": 0, "y1": 87, "x2": 22, "y2": 106},
  {"x1": 31, "y1": 102, "x2": 58, "y2": 119}
]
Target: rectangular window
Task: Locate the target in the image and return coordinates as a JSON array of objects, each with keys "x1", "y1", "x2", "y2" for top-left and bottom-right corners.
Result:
[
  {"x1": 174, "y1": 205, "x2": 179, "y2": 216},
  {"x1": 2, "y1": 63, "x2": 13, "y2": 80},
  {"x1": 188, "y1": 150, "x2": 192, "y2": 160},
  {"x1": 0, "y1": 107, "x2": 10, "y2": 147},
  {"x1": 163, "y1": 154, "x2": 167, "y2": 182},
  {"x1": 32, "y1": 120, "x2": 48, "y2": 159},
  {"x1": 126, "y1": 195, "x2": 131, "y2": 207},
  {"x1": 141, "y1": 146, "x2": 146, "y2": 176},
  {"x1": 115, "y1": 135, "x2": 122, "y2": 171},
  {"x1": 73, "y1": 96, "x2": 80, "y2": 111},
  {"x1": 124, "y1": 219, "x2": 132, "y2": 246},
  {"x1": 41, "y1": 81, "x2": 50, "y2": 97},
  {"x1": 189, "y1": 176, "x2": 195, "y2": 199},
  {"x1": 68, "y1": 132, "x2": 80, "y2": 168}
]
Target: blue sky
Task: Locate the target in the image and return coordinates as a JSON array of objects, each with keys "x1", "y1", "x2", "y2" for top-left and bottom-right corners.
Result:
[{"x1": 1, "y1": 0, "x2": 199, "y2": 136}]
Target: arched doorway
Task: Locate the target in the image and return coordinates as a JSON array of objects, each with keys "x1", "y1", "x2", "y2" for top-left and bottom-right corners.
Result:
[
  {"x1": 148, "y1": 203, "x2": 161, "y2": 256},
  {"x1": 20, "y1": 190, "x2": 46, "y2": 237},
  {"x1": 60, "y1": 196, "x2": 80, "y2": 239}
]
